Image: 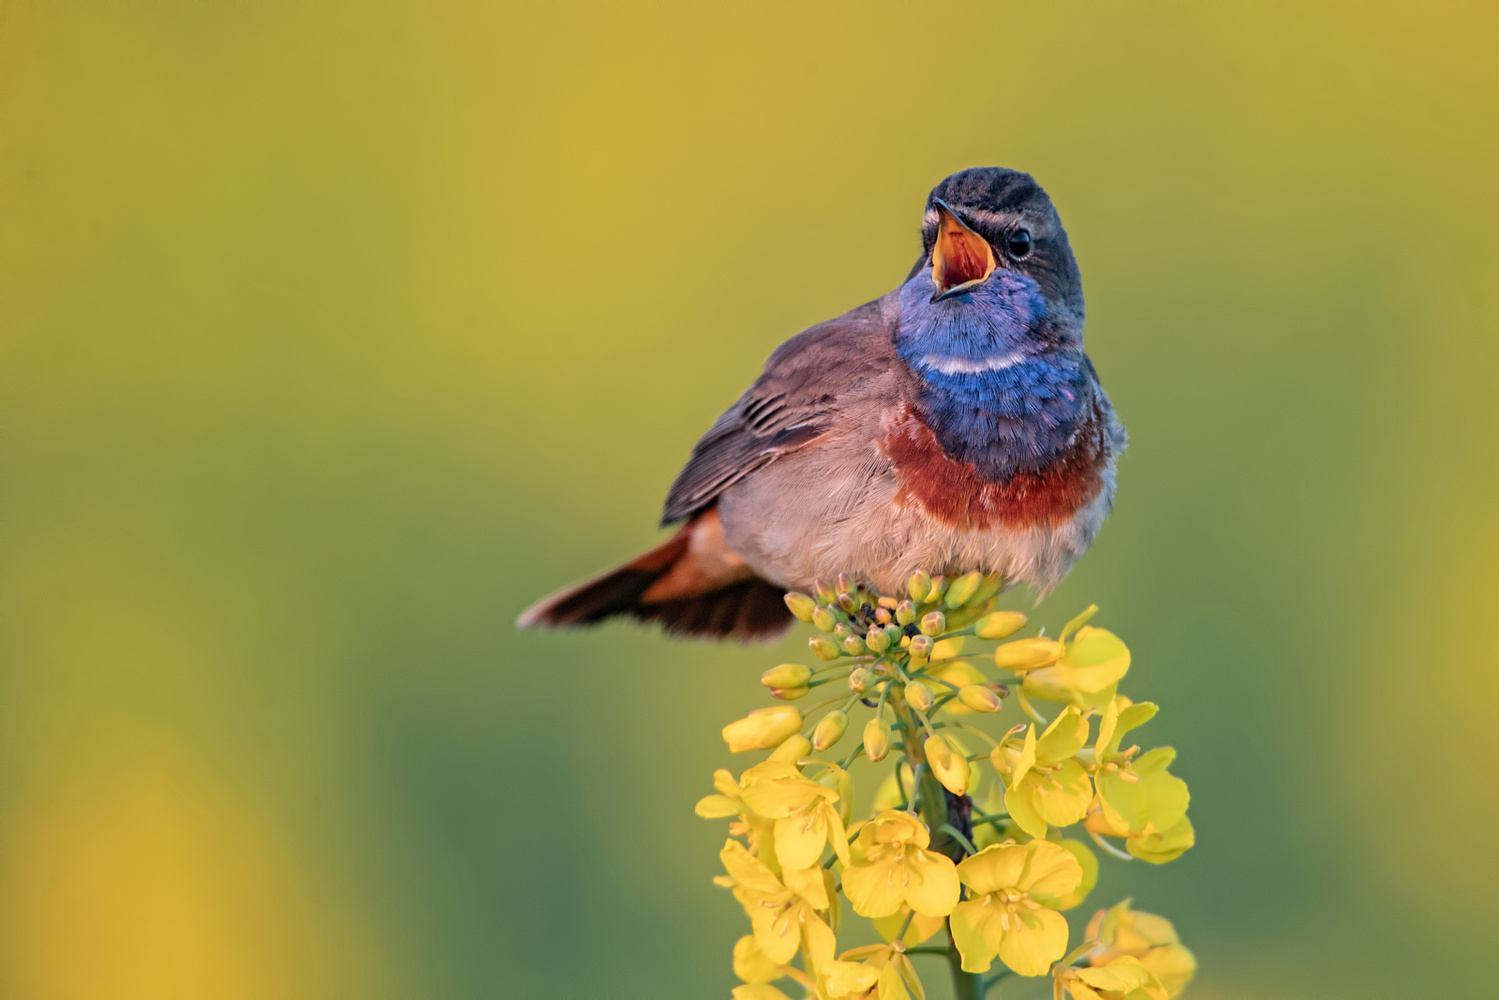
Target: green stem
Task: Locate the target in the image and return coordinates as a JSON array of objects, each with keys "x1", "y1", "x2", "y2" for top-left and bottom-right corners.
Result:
[{"x1": 892, "y1": 692, "x2": 978, "y2": 1000}]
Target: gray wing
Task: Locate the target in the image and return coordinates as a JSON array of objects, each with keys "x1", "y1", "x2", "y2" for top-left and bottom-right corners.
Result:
[{"x1": 661, "y1": 294, "x2": 900, "y2": 525}]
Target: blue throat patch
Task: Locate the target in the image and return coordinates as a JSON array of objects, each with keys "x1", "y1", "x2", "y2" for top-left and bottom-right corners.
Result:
[{"x1": 895, "y1": 270, "x2": 1089, "y2": 481}]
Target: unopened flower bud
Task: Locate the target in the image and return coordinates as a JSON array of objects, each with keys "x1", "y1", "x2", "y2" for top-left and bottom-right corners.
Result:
[
  {"x1": 812, "y1": 710, "x2": 848, "y2": 751},
  {"x1": 884, "y1": 624, "x2": 905, "y2": 646},
  {"x1": 993, "y1": 637, "x2": 1063, "y2": 671},
  {"x1": 769, "y1": 734, "x2": 812, "y2": 763},
  {"x1": 895, "y1": 600, "x2": 916, "y2": 626},
  {"x1": 836, "y1": 572, "x2": 855, "y2": 595},
  {"x1": 811, "y1": 606, "x2": 837, "y2": 632},
  {"x1": 924, "y1": 733, "x2": 970, "y2": 795},
  {"x1": 904, "y1": 680, "x2": 934, "y2": 712},
  {"x1": 808, "y1": 635, "x2": 841, "y2": 661},
  {"x1": 925, "y1": 575, "x2": 948, "y2": 604},
  {"x1": 722, "y1": 705, "x2": 803, "y2": 753},
  {"x1": 907, "y1": 570, "x2": 932, "y2": 603},
  {"x1": 836, "y1": 592, "x2": 857, "y2": 613},
  {"x1": 969, "y1": 573, "x2": 1004, "y2": 608},
  {"x1": 975, "y1": 611, "x2": 1028, "y2": 640},
  {"x1": 848, "y1": 666, "x2": 873, "y2": 692},
  {"x1": 784, "y1": 592, "x2": 817, "y2": 623},
  {"x1": 761, "y1": 663, "x2": 813, "y2": 689},
  {"x1": 908, "y1": 634, "x2": 934, "y2": 660},
  {"x1": 833, "y1": 622, "x2": 854, "y2": 641},
  {"x1": 771, "y1": 686, "x2": 809, "y2": 700},
  {"x1": 958, "y1": 684, "x2": 1004, "y2": 713},
  {"x1": 864, "y1": 718, "x2": 891, "y2": 762},
  {"x1": 866, "y1": 626, "x2": 891, "y2": 653},
  {"x1": 875, "y1": 606, "x2": 894, "y2": 626},
  {"x1": 843, "y1": 635, "x2": 867, "y2": 655},
  {"x1": 919, "y1": 611, "x2": 946, "y2": 637},
  {"x1": 812, "y1": 578, "x2": 838, "y2": 604},
  {"x1": 944, "y1": 570, "x2": 982, "y2": 608}
]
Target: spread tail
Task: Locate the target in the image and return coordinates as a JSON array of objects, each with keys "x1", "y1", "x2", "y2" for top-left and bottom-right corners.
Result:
[{"x1": 516, "y1": 509, "x2": 794, "y2": 642}]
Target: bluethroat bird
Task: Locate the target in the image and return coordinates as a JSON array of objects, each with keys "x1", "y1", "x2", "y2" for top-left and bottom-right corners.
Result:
[{"x1": 520, "y1": 167, "x2": 1125, "y2": 640}]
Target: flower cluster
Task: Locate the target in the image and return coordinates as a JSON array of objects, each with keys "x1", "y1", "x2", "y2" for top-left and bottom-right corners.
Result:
[{"x1": 698, "y1": 572, "x2": 1198, "y2": 999}]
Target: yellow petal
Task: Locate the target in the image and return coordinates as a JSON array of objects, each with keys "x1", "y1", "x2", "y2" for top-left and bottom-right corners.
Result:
[
  {"x1": 720, "y1": 839, "x2": 787, "y2": 896},
  {"x1": 1134, "y1": 750, "x2": 1190, "y2": 832},
  {"x1": 1033, "y1": 759, "x2": 1095, "y2": 829},
  {"x1": 1096, "y1": 770, "x2": 1145, "y2": 832},
  {"x1": 824, "y1": 801, "x2": 852, "y2": 865},
  {"x1": 1057, "y1": 627, "x2": 1131, "y2": 692},
  {"x1": 1016, "y1": 839, "x2": 1084, "y2": 898},
  {"x1": 956, "y1": 842, "x2": 1028, "y2": 896},
  {"x1": 877, "y1": 959, "x2": 914, "y2": 1000},
  {"x1": 862, "y1": 810, "x2": 931, "y2": 850},
  {"x1": 1011, "y1": 726, "x2": 1039, "y2": 788},
  {"x1": 1113, "y1": 702, "x2": 1158, "y2": 745},
  {"x1": 697, "y1": 793, "x2": 742, "y2": 818},
  {"x1": 714, "y1": 768, "x2": 742, "y2": 799},
  {"x1": 801, "y1": 909, "x2": 839, "y2": 970},
  {"x1": 873, "y1": 907, "x2": 946, "y2": 946},
  {"x1": 1140, "y1": 944, "x2": 1197, "y2": 998},
  {"x1": 774, "y1": 811, "x2": 829, "y2": 871},
  {"x1": 733, "y1": 934, "x2": 781, "y2": 984},
  {"x1": 892, "y1": 952, "x2": 925, "y2": 1000},
  {"x1": 905, "y1": 848, "x2": 962, "y2": 916},
  {"x1": 782, "y1": 863, "x2": 829, "y2": 910},
  {"x1": 1046, "y1": 839, "x2": 1099, "y2": 911},
  {"x1": 949, "y1": 897, "x2": 1001, "y2": 973},
  {"x1": 1023, "y1": 672, "x2": 1119, "y2": 710},
  {"x1": 996, "y1": 905, "x2": 1069, "y2": 977},
  {"x1": 822, "y1": 960, "x2": 880, "y2": 997},
  {"x1": 1006, "y1": 777, "x2": 1049, "y2": 840},
  {"x1": 1076, "y1": 957, "x2": 1166, "y2": 1000},
  {"x1": 842, "y1": 856, "x2": 908, "y2": 918},
  {"x1": 1036, "y1": 707, "x2": 1090, "y2": 764},
  {"x1": 747, "y1": 902, "x2": 802, "y2": 965},
  {"x1": 1127, "y1": 815, "x2": 1195, "y2": 864}
]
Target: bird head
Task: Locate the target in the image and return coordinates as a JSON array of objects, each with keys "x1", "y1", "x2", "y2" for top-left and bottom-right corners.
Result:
[{"x1": 900, "y1": 167, "x2": 1085, "y2": 352}]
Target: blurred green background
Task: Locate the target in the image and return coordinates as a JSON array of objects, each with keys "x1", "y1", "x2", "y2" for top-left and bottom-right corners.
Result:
[{"x1": 1, "y1": 2, "x2": 1496, "y2": 998}]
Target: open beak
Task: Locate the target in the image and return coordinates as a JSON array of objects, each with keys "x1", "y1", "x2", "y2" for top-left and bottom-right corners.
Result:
[{"x1": 930, "y1": 199, "x2": 998, "y2": 301}]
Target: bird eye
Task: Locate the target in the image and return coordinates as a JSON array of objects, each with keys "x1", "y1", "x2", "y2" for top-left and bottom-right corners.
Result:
[{"x1": 1006, "y1": 229, "x2": 1032, "y2": 259}]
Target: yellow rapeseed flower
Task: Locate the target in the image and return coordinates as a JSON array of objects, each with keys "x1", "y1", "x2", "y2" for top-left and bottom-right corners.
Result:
[
  {"x1": 1089, "y1": 699, "x2": 1189, "y2": 843},
  {"x1": 1021, "y1": 627, "x2": 1131, "y2": 710},
  {"x1": 1085, "y1": 901, "x2": 1196, "y2": 998},
  {"x1": 992, "y1": 707, "x2": 1093, "y2": 838},
  {"x1": 740, "y1": 761, "x2": 851, "y2": 869},
  {"x1": 949, "y1": 840, "x2": 1082, "y2": 976},
  {"x1": 697, "y1": 768, "x2": 779, "y2": 866},
  {"x1": 1053, "y1": 956, "x2": 1166, "y2": 1000},
  {"x1": 819, "y1": 943, "x2": 925, "y2": 1000},
  {"x1": 842, "y1": 810, "x2": 960, "y2": 919},
  {"x1": 717, "y1": 839, "x2": 837, "y2": 967}
]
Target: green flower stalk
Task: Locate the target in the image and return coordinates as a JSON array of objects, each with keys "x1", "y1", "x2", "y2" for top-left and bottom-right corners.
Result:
[{"x1": 696, "y1": 573, "x2": 1198, "y2": 1000}]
